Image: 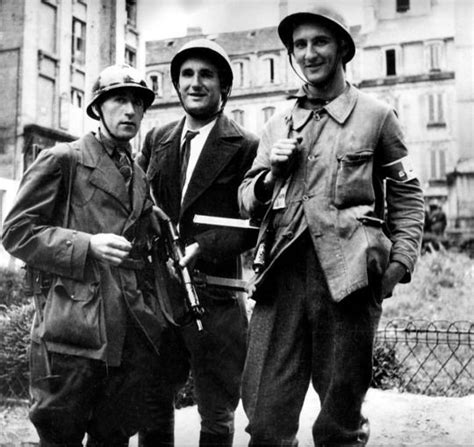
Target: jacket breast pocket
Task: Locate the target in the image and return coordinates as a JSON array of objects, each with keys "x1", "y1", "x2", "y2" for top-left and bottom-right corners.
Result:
[
  {"x1": 334, "y1": 151, "x2": 375, "y2": 209},
  {"x1": 40, "y1": 276, "x2": 105, "y2": 350}
]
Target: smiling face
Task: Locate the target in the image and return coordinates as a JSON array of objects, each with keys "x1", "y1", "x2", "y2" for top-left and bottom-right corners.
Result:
[
  {"x1": 292, "y1": 21, "x2": 347, "y2": 96},
  {"x1": 177, "y1": 56, "x2": 222, "y2": 121},
  {"x1": 98, "y1": 88, "x2": 144, "y2": 141}
]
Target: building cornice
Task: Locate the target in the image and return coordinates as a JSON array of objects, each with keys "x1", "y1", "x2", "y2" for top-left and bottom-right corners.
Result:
[{"x1": 357, "y1": 71, "x2": 455, "y2": 88}]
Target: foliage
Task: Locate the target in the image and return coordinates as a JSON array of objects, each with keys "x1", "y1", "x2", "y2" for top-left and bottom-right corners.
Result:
[
  {"x1": 0, "y1": 267, "x2": 28, "y2": 308},
  {"x1": 382, "y1": 249, "x2": 474, "y2": 323},
  {"x1": 0, "y1": 304, "x2": 33, "y2": 399},
  {"x1": 371, "y1": 341, "x2": 406, "y2": 390}
]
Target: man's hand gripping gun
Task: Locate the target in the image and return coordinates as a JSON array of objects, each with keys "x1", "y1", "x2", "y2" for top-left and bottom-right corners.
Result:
[{"x1": 151, "y1": 206, "x2": 205, "y2": 331}]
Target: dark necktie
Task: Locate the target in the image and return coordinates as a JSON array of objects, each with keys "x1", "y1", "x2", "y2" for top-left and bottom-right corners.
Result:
[
  {"x1": 180, "y1": 130, "x2": 199, "y2": 191},
  {"x1": 113, "y1": 147, "x2": 133, "y2": 196}
]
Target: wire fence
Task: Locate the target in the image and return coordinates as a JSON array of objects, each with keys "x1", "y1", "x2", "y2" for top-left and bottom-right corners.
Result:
[
  {"x1": 372, "y1": 319, "x2": 473, "y2": 397},
  {"x1": 1, "y1": 318, "x2": 473, "y2": 402}
]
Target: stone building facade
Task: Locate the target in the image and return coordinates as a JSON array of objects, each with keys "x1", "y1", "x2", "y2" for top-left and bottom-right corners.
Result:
[{"x1": 143, "y1": 0, "x2": 473, "y2": 231}]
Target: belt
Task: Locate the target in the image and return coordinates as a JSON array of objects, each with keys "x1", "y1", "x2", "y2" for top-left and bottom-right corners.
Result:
[{"x1": 193, "y1": 271, "x2": 248, "y2": 292}]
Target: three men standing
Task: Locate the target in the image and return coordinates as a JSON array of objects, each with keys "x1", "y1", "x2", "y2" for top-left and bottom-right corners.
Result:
[
  {"x1": 239, "y1": 5, "x2": 424, "y2": 446},
  {"x1": 2, "y1": 65, "x2": 164, "y2": 446},
  {"x1": 137, "y1": 39, "x2": 258, "y2": 447}
]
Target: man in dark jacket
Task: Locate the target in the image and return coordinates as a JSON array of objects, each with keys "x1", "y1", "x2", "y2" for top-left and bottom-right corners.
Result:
[
  {"x1": 2, "y1": 64, "x2": 165, "y2": 446},
  {"x1": 238, "y1": 5, "x2": 425, "y2": 446},
  {"x1": 137, "y1": 39, "x2": 258, "y2": 447}
]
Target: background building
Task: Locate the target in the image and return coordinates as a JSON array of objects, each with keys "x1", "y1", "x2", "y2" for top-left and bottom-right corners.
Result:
[
  {"x1": 143, "y1": 0, "x2": 473, "y2": 233},
  {"x1": 0, "y1": 0, "x2": 146, "y2": 266}
]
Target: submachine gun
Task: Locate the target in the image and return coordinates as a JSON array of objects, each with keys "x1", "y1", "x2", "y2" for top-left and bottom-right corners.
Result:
[
  {"x1": 151, "y1": 206, "x2": 206, "y2": 331},
  {"x1": 150, "y1": 208, "x2": 252, "y2": 332}
]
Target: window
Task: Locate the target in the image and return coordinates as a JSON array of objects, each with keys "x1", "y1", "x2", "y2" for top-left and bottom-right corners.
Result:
[
  {"x1": 72, "y1": 18, "x2": 86, "y2": 65},
  {"x1": 261, "y1": 56, "x2": 276, "y2": 84},
  {"x1": 125, "y1": 46, "x2": 136, "y2": 67},
  {"x1": 71, "y1": 89, "x2": 83, "y2": 109},
  {"x1": 39, "y1": 1, "x2": 57, "y2": 54},
  {"x1": 429, "y1": 149, "x2": 447, "y2": 180},
  {"x1": 70, "y1": 89, "x2": 84, "y2": 135},
  {"x1": 428, "y1": 42, "x2": 442, "y2": 72},
  {"x1": 262, "y1": 106, "x2": 275, "y2": 123},
  {"x1": 231, "y1": 109, "x2": 244, "y2": 126},
  {"x1": 126, "y1": 0, "x2": 137, "y2": 28},
  {"x1": 37, "y1": 76, "x2": 55, "y2": 127},
  {"x1": 427, "y1": 93, "x2": 445, "y2": 126},
  {"x1": 148, "y1": 72, "x2": 163, "y2": 97},
  {"x1": 232, "y1": 61, "x2": 246, "y2": 87},
  {"x1": 385, "y1": 49, "x2": 396, "y2": 76},
  {"x1": 396, "y1": 0, "x2": 410, "y2": 12}
]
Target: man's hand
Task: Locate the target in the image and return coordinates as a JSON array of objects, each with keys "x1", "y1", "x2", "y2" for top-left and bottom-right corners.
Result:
[
  {"x1": 89, "y1": 233, "x2": 132, "y2": 266},
  {"x1": 269, "y1": 138, "x2": 301, "y2": 179},
  {"x1": 381, "y1": 261, "x2": 407, "y2": 299},
  {"x1": 179, "y1": 242, "x2": 201, "y2": 270}
]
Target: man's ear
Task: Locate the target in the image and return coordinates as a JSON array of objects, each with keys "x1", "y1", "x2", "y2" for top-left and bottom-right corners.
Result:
[{"x1": 339, "y1": 39, "x2": 349, "y2": 61}]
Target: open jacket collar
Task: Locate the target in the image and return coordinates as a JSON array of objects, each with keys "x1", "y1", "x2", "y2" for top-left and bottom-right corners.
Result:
[
  {"x1": 79, "y1": 133, "x2": 147, "y2": 227},
  {"x1": 288, "y1": 82, "x2": 359, "y2": 130}
]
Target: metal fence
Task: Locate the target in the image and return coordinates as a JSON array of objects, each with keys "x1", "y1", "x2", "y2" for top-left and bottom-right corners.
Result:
[
  {"x1": 372, "y1": 319, "x2": 473, "y2": 397},
  {"x1": 1, "y1": 317, "x2": 473, "y2": 402}
]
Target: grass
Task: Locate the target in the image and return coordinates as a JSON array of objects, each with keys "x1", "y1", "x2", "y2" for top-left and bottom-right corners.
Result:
[{"x1": 382, "y1": 248, "x2": 474, "y2": 323}]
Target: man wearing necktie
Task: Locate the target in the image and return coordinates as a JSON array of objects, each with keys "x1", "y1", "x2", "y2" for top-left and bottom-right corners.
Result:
[
  {"x1": 137, "y1": 39, "x2": 259, "y2": 447},
  {"x1": 2, "y1": 65, "x2": 166, "y2": 446}
]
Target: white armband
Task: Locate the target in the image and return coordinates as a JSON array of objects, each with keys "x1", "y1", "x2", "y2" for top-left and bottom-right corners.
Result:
[{"x1": 382, "y1": 156, "x2": 417, "y2": 182}]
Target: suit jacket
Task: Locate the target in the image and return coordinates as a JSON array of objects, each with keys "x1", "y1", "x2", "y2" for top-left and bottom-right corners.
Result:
[
  {"x1": 138, "y1": 113, "x2": 258, "y2": 299},
  {"x1": 2, "y1": 133, "x2": 164, "y2": 365}
]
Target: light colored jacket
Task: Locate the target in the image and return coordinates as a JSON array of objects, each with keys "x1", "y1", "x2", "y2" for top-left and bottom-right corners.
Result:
[{"x1": 239, "y1": 84, "x2": 424, "y2": 302}]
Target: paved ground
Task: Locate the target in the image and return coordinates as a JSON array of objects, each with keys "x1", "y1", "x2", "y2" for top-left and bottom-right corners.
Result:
[{"x1": 1, "y1": 388, "x2": 473, "y2": 446}]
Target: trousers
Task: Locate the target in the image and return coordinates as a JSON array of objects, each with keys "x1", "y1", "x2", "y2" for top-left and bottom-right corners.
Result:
[
  {"x1": 242, "y1": 232, "x2": 382, "y2": 446},
  {"x1": 141, "y1": 292, "x2": 248, "y2": 437},
  {"x1": 29, "y1": 322, "x2": 156, "y2": 446}
]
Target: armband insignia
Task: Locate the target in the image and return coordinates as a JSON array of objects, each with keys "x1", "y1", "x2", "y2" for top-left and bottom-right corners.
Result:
[{"x1": 382, "y1": 156, "x2": 416, "y2": 182}]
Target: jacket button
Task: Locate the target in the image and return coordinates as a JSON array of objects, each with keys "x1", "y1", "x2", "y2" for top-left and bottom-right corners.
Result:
[
  {"x1": 302, "y1": 195, "x2": 309, "y2": 201},
  {"x1": 66, "y1": 240, "x2": 72, "y2": 246},
  {"x1": 285, "y1": 231, "x2": 294, "y2": 239}
]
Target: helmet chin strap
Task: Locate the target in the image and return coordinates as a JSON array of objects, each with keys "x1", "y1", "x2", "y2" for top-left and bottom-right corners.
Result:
[{"x1": 96, "y1": 106, "x2": 130, "y2": 144}]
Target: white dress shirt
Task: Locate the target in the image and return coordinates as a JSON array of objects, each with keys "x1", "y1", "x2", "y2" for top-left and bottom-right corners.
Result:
[{"x1": 180, "y1": 118, "x2": 217, "y2": 200}]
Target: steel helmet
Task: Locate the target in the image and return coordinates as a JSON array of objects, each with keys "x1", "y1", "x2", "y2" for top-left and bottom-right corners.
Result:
[
  {"x1": 278, "y1": 4, "x2": 355, "y2": 63},
  {"x1": 86, "y1": 64, "x2": 155, "y2": 120},
  {"x1": 170, "y1": 39, "x2": 233, "y2": 104}
]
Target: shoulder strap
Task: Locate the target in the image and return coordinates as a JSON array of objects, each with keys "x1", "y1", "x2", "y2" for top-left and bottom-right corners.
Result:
[{"x1": 55, "y1": 142, "x2": 79, "y2": 228}]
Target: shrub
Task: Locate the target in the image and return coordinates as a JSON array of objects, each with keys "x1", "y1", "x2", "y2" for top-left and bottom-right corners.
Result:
[
  {"x1": 371, "y1": 341, "x2": 406, "y2": 390},
  {"x1": 0, "y1": 267, "x2": 28, "y2": 307},
  {"x1": 0, "y1": 303, "x2": 33, "y2": 399},
  {"x1": 383, "y1": 249, "x2": 474, "y2": 322}
]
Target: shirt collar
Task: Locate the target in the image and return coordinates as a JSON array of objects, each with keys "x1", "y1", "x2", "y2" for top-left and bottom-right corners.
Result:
[
  {"x1": 95, "y1": 129, "x2": 132, "y2": 157},
  {"x1": 181, "y1": 118, "x2": 217, "y2": 144},
  {"x1": 287, "y1": 82, "x2": 358, "y2": 129}
]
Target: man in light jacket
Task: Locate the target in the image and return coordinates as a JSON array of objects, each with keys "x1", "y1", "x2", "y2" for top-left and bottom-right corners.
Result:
[{"x1": 238, "y1": 5, "x2": 424, "y2": 446}]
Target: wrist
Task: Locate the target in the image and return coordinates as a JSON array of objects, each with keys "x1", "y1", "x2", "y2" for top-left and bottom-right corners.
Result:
[{"x1": 255, "y1": 170, "x2": 275, "y2": 202}]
